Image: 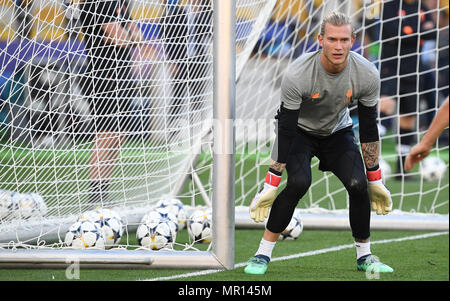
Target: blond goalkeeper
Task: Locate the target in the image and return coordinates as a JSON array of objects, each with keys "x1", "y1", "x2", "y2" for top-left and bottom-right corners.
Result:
[{"x1": 245, "y1": 12, "x2": 394, "y2": 275}]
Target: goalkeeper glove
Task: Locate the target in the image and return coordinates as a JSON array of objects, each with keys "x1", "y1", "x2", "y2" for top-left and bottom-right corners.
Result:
[
  {"x1": 367, "y1": 168, "x2": 392, "y2": 215},
  {"x1": 249, "y1": 169, "x2": 282, "y2": 223}
]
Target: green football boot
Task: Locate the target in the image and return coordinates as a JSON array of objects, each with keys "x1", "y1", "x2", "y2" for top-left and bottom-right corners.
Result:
[
  {"x1": 357, "y1": 254, "x2": 394, "y2": 273},
  {"x1": 244, "y1": 255, "x2": 270, "y2": 275}
]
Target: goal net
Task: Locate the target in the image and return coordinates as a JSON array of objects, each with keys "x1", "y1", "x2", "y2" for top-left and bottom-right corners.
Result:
[
  {"x1": 0, "y1": 0, "x2": 271, "y2": 267},
  {"x1": 0, "y1": 0, "x2": 448, "y2": 268},
  {"x1": 232, "y1": 0, "x2": 449, "y2": 230}
]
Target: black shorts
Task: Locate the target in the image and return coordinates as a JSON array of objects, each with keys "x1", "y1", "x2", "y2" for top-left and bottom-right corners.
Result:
[
  {"x1": 380, "y1": 76, "x2": 419, "y2": 114},
  {"x1": 88, "y1": 77, "x2": 136, "y2": 132},
  {"x1": 290, "y1": 126, "x2": 362, "y2": 173},
  {"x1": 269, "y1": 125, "x2": 370, "y2": 239},
  {"x1": 380, "y1": 62, "x2": 420, "y2": 114}
]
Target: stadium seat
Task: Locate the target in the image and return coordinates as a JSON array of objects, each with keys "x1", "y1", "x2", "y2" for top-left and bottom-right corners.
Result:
[
  {"x1": 0, "y1": 0, "x2": 17, "y2": 41},
  {"x1": 32, "y1": 4, "x2": 66, "y2": 42}
]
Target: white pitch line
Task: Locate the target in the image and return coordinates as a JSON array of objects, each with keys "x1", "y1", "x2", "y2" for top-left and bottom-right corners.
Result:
[{"x1": 141, "y1": 231, "x2": 449, "y2": 281}]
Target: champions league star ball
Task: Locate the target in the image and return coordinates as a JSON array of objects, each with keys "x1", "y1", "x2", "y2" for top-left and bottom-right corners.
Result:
[
  {"x1": 187, "y1": 209, "x2": 212, "y2": 243},
  {"x1": 136, "y1": 222, "x2": 175, "y2": 250},
  {"x1": 278, "y1": 214, "x2": 303, "y2": 240},
  {"x1": 80, "y1": 209, "x2": 124, "y2": 248},
  {"x1": 136, "y1": 209, "x2": 177, "y2": 250},
  {"x1": 30, "y1": 193, "x2": 47, "y2": 215},
  {"x1": 155, "y1": 197, "x2": 188, "y2": 230},
  {"x1": 10, "y1": 192, "x2": 47, "y2": 220},
  {"x1": 143, "y1": 207, "x2": 179, "y2": 235},
  {"x1": 64, "y1": 220, "x2": 105, "y2": 249},
  {"x1": 420, "y1": 156, "x2": 447, "y2": 181}
]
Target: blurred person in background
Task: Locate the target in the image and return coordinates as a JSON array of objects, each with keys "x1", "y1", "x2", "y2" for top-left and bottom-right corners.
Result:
[
  {"x1": 79, "y1": 0, "x2": 145, "y2": 205},
  {"x1": 379, "y1": 0, "x2": 436, "y2": 180},
  {"x1": 160, "y1": 0, "x2": 212, "y2": 130},
  {"x1": 187, "y1": 0, "x2": 212, "y2": 113},
  {"x1": 419, "y1": 1, "x2": 448, "y2": 133},
  {"x1": 436, "y1": 9, "x2": 449, "y2": 97}
]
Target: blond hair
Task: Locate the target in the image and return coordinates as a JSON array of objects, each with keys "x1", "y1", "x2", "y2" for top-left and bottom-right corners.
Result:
[{"x1": 320, "y1": 12, "x2": 355, "y2": 37}]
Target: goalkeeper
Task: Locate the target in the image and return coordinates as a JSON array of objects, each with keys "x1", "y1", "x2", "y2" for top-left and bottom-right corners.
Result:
[{"x1": 245, "y1": 12, "x2": 394, "y2": 275}]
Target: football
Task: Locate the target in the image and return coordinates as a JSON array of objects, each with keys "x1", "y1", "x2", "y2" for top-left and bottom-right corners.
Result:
[
  {"x1": 420, "y1": 156, "x2": 447, "y2": 181},
  {"x1": 79, "y1": 208, "x2": 124, "y2": 248},
  {"x1": 143, "y1": 207, "x2": 178, "y2": 234},
  {"x1": 278, "y1": 214, "x2": 303, "y2": 240},
  {"x1": 136, "y1": 209, "x2": 177, "y2": 250},
  {"x1": 187, "y1": 208, "x2": 212, "y2": 243},
  {"x1": 29, "y1": 193, "x2": 48, "y2": 216},
  {"x1": 10, "y1": 192, "x2": 47, "y2": 220},
  {"x1": 155, "y1": 197, "x2": 187, "y2": 230},
  {"x1": 64, "y1": 220, "x2": 105, "y2": 249}
]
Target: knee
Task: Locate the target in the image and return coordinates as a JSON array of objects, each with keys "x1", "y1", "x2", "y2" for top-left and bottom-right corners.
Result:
[
  {"x1": 346, "y1": 176, "x2": 368, "y2": 196},
  {"x1": 286, "y1": 173, "x2": 311, "y2": 196}
]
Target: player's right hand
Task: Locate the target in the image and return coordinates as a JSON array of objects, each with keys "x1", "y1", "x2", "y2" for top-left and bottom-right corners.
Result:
[{"x1": 249, "y1": 171, "x2": 282, "y2": 223}]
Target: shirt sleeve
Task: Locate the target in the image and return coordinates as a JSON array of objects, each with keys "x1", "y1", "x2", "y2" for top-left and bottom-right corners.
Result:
[
  {"x1": 358, "y1": 70, "x2": 380, "y2": 107},
  {"x1": 279, "y1": 70, "x2": 302, "y2": 110},
  {"x1": 270, "y1": 70, "x2": 302, "y2": 164}
]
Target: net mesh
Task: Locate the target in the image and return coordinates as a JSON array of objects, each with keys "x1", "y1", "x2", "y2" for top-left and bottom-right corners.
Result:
[
  {"x1": 231, "y1": 0, "x2": 449, "y2": 216},
  {"x1": 0, "y1": 0, "x2": 448, "y2": 251},
  {"x1": 0, "y1": 0, "x2": 274, "y2": 249}
]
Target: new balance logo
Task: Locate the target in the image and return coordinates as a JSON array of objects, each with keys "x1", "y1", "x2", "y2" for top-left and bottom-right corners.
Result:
[{"x1": 344, "y1": 88, "x2": 352, "y2": 105}]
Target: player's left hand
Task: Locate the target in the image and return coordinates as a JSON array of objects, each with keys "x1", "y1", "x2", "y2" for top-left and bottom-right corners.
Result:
[
  {"x1": 368, "y1": 180, "x2": 392, "y2": 215},
  {"x1": 367, "y1": 169, "x2": 392, "y2": 215}
]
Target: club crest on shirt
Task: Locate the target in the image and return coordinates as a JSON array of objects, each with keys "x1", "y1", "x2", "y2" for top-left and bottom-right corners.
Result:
[{"x1": 344, "y1": 88, "x2": 352, "y2": 105}]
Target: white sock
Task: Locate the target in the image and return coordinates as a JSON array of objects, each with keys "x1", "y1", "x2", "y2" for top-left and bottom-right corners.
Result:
[
  {"x1": 355, "y1": 241, "x2": 371, "y2": 260},
  {"x1": 255, "y1": 238, "x2": 276, "y2": 259}
]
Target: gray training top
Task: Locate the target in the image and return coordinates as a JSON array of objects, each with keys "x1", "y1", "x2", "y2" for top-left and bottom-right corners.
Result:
[{"x1": 280, "y1": 50, "x2": 380, "y2": 137}]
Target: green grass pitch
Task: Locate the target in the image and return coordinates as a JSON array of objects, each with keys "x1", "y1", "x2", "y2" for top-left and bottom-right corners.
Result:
[
  {"x1": 0, "y1": 230, "x2": 448, "y2": 281},
  {"x1": 0, "y1": 133, "x2": 448, "y2": 281}
]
